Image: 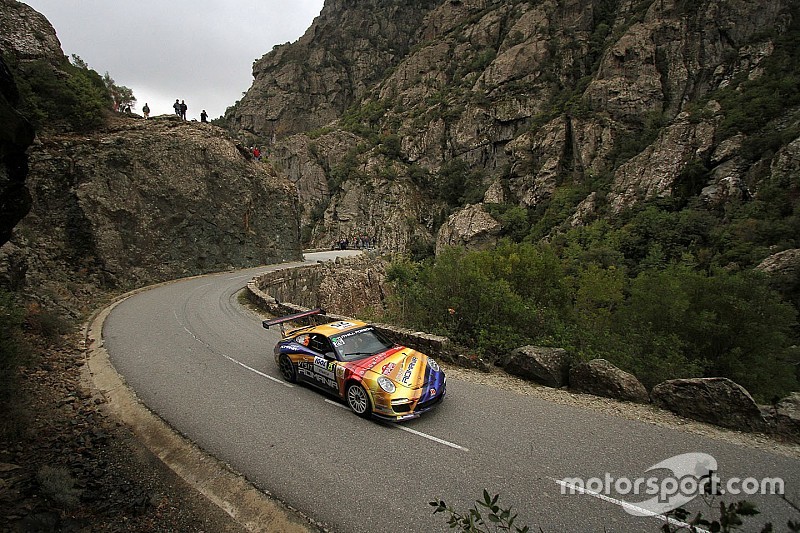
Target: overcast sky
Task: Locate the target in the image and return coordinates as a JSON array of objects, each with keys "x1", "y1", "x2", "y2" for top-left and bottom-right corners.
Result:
[{"x1": 22, "y1": 0, "x2": 324, "y2": 121}]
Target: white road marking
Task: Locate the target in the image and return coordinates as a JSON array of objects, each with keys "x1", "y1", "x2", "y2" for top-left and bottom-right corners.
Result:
[
  {"x1": 325, "y1": 398, "x2": 348, "y2": 409},
  {"x1": 550, "y1": 478, "x2": 706, "y2": 532},
  {"x1": 324, "y1": 400, "x2": 468, "y2": 451},
  {"x1": 220, "y1": 353, "x2": 290, "y2": 386},
  {"x1": 174, "y1": 311, "x2": 292, "y2": 388},
  {"x1": 396, "y1": 425, "x2": 469, "y2": 452}
]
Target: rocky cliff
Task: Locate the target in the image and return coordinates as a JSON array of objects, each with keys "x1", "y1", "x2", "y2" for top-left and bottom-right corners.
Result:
[
  {"x1": 226, "y1": 0, "x2": 440, "y2": 145},
  {"x1": 0, "y1": 116, "x2": 302, "y2": 312},
  {"x1": 0, "y1": 1, "x2": 302, "y2": 312},
  {"x1": 227, "y1": 0, "x2": 799, "y2": 254}
]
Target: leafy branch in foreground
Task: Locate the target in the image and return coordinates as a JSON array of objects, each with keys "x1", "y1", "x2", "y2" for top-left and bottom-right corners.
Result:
[
  {"x1": 665, "y1": 498, "x2": 800, "y2": 532},
  {"x1": 433, "y1": 491, "x2": 800, "y2": 533},
  {"x1": 430, "y1": 489, "x2": 533, "y2": 532}
]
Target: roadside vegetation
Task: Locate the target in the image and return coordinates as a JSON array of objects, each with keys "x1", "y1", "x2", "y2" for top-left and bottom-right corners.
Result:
[
  {"x1": 432, "y1": 490, "x2": 800, "y2": 532},
  {"x1": 0, "y1": 290, "x2": 74, "y2": 438},
  {"x1": 385, "y1": 196, "x2": 800, "y2": 402}
]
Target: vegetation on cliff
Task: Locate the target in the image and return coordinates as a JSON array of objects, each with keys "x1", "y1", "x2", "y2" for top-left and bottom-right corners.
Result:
[{"x1": 2, "y1": 52, "x2": 126, "y2": 132}]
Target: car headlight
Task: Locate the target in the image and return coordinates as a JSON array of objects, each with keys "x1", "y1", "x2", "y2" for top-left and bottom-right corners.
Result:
[
  {"x1": 428, "y1": 358, "x2": 440, "y2": 372},
  {"x1": 377, "y1": 375, "x2": 396, "y2": 393}
]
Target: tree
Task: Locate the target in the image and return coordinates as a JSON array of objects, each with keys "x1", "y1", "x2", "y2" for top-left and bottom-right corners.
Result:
[{"x1": 101, "y1": 71, "x2": 136, "y2": 111}]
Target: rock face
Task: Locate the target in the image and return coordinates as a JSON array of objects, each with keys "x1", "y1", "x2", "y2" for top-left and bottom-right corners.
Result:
[
  {"x1": 226, "y1": 0, "x2": 440, "y2": 143},
  {"x1": 2, "y1": 116, "x2": 301, "y2": 308},
  {"x1": 0, "y1": 54, "x2": 34, "y2": 246},
  {"x1": 757, "y1": 248, "x2": 800, "y2": 277},
  {"x1": 436, "y1": 204, "x2": 501, "y2": 254},
  {"x1": 569, "y1": 359, "x2": 650, "y2": 404},
  {"x1": 767, "y1": 392, "x2": 800, "y2": 443},
  {"x1": 503, "y1": 345, "x2": 571, "y2": 388},
  {"x1": 0, "y1": 0, "x2": 62, "y2": 63},
  {"x1": 651, "y1": 377, "x2": 766, "y2": 432},
  {"x1": 227, "y1": 0, "x2": 799, "y2": 253}
]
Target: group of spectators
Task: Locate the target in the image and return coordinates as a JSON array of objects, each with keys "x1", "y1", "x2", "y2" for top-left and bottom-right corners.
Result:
[
  {"x1": 335, "y1": 234, "x2": 376, "y2": 250},
  {"x1": 171, "y1": 99, "x2": 208, "y2": 122},
  {"x1": 138, "y1": 101, "x2": 208, "y2": 122}
]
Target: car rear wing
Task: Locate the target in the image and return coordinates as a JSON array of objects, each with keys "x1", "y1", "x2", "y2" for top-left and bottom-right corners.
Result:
[{"x1": 262, "y1": 308, "x2": 325, "y2": 336}]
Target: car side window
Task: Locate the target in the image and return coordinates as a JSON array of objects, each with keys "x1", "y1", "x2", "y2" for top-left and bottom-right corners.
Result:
[
  {"x1": 308, "y1": 333, "x2": 332, "y2": 355},
  {"x1": 294, "y1": 333, "x2": 310, "y2": 347}
]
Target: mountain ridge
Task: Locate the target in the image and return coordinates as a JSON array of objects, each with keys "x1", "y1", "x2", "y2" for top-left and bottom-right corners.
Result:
[{"x1": 225, "y1": 0, "x2": 799, "y2": 258}]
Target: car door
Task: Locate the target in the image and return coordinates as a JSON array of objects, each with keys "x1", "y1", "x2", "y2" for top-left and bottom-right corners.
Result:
[{"x1": 307, "y1": 333, "x2": 339, "y2": 393}]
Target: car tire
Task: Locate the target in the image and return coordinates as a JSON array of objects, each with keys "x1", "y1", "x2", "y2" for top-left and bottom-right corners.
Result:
[
  {"x1": 278, "y1": 354, "x2": 297, "y2": 383},
  {"x1": 346, "y1": 382, "x2": 372, "y2": 418}
]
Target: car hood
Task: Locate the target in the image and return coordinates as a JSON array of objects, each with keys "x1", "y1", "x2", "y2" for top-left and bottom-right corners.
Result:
[{"x1": 351, "y1": 347, "x2": 432, "y2": 390}]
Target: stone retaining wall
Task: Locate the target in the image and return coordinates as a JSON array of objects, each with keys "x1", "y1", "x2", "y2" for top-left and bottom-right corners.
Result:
[{"x1": 245, "y1": 258, "x2": 474, "y2": 366}]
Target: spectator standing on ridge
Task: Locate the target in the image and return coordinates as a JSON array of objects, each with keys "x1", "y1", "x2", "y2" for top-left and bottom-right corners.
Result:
[
  {"x1": 142, "y1": 103, "x2": 150, "y2": 119},
  {"x1": 173, "y1": 99, "x2": 181, "y2": 116},
  {"x1": 200, "y1": 109, "x2": 208, "y2": 122},
  {"x1": 180, "y1": 100, "x2": 187, "y2": 120},
  {"x1": 253, "y1": 146, "x2": 261, "y2": 160}
]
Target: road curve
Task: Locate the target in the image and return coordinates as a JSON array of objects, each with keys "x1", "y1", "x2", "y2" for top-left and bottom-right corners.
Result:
[{"x1": 101, "y1": 252, "x2": 800, "y2": 532}]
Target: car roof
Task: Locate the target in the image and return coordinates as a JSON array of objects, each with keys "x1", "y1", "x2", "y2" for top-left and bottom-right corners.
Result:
[{"x1": 288, "y1": 319, "x2": 369, "y2": 338}]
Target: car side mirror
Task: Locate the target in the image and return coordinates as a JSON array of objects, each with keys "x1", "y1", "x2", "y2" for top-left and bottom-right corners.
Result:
[{"x1": 324, "y1": 352, "x2": 336, "y2": 360}]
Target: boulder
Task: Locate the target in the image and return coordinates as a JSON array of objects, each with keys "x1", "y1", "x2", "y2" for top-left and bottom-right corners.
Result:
[
  {"x1": 767, "y1": 392, "x2": 800, "y2": 443},
  {"x1": 651, "y1": 378, "x2": 766, "y2": 432},
  {"x1": 569, "y1": 359, "x2": 650, "y2": 404},
  {"x1": 503, "y1": 346, "x2": 570, "y2": 388}
]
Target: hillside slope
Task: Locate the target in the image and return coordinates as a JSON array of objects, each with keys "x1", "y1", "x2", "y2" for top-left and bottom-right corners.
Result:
[{"x1": 226, "y1": 0, "x2": 799, "y2": 258}]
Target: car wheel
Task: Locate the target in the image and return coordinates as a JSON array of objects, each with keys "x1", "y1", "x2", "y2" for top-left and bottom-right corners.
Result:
[
  {"x1": 346, "y1": 383, "x2": 372, "y2": 418},
  {"x1": 278, "y1": 354, "x2": 297, "y2": 383}
]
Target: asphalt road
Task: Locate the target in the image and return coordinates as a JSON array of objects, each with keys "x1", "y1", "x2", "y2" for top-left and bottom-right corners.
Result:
[{"x1": 102, "y1": 251, "x2": 800, "y2": 532}]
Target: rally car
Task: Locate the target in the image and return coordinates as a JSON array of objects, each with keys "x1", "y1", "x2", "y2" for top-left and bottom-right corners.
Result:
[{"x1": 263, "y1": 309, "x2": 446, "y2": 421}]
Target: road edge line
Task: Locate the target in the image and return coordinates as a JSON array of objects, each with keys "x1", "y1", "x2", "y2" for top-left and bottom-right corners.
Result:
[{"x1": 81, "y1": 282, "x2": 322, "y2": 533}]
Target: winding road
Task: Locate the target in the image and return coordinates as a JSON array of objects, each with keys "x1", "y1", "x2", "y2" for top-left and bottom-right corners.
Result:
[{"x1": 101, "y1": 251, "x2": 800, "y2": 532}]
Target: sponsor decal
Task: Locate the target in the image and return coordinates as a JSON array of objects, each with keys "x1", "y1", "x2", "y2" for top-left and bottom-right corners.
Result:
[
  {"x1": 401, "y1": 357, "x2": 418, "y2": 385},
  {"x1": 313, "y1": 356, "x2": 336, "y2": 379},
  {"x1": 430, "y1": 388, "x2": 437, "y2": 396},
  {"x1": 381, "y1": 362, "x2": 396, "y2": 375},
  {"x1": 299, "y1": 360, "x2": 336, "y2": 386},
  {"x1": 327, "y1": 321, "x2": 357, "y2": 330}
]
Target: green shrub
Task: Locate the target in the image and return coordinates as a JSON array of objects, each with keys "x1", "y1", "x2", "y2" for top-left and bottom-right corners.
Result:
[
  {"x1": 431, "y1": 490, "x2": 529, "y2": 533},
  {"x1": 11, "y1": 55, "x2": 111, "y2": 131},
  {"x1": 385, "y1": 240, "x2": 799, "y2": 400},
  {"x1": 434, "y1": 159, "x2": 487, "y2": 208}
]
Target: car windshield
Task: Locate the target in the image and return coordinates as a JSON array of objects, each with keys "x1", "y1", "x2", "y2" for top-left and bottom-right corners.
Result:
[{"x1": 330, "y1": 327, "x2": 394, "y2": 362}]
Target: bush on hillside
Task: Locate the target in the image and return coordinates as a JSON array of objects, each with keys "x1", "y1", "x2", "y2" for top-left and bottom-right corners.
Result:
[
  {"x1": 6, "y1": 54, "x2": 112, "y2": 131},
  {"x1": 385, "y1": 241, "x2": 799, "y2": 402}
]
